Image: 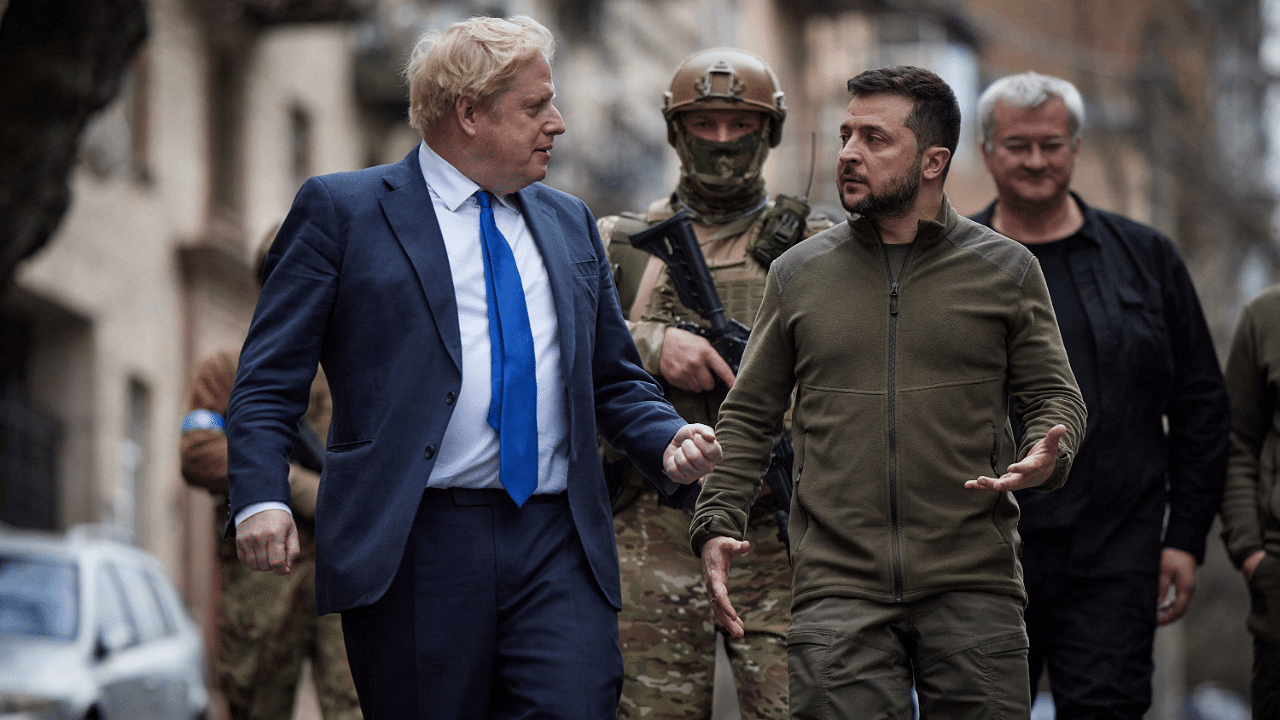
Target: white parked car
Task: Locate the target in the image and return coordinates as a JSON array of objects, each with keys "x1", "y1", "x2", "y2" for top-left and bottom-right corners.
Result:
[{"x1": 0, "y1": 524, "x2": 209, "y2": 720}]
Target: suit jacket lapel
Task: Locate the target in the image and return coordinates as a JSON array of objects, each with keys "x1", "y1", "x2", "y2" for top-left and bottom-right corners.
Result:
[
  {"x1": 517, "y1": 184, "x2": 577, "y2": 386},
  {"x1": 380, "y1": 147, "x2": 463, "y2": 372}
]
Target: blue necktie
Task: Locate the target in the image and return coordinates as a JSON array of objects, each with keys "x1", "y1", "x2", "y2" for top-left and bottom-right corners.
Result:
[{"x1": 476, "y1": 190, "x2": 539, "y2": 506}]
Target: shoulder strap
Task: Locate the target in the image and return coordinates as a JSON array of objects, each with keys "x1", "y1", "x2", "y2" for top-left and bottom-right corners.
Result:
[{"x1": 607, "y1": 213, "x2": 656, "y2": 317}]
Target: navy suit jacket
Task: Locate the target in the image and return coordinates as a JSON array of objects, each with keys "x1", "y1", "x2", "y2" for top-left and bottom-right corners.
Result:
[{"x1": 227, "y1": 145, "x2": 689, "y2": 615}]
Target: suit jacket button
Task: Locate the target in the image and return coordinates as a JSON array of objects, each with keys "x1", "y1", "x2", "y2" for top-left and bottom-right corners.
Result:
[
  {"x1": 445, "y1": 392, "x2": 456, "y2": 404},
  {"x1": 424, "y1": 446, "x2": 436, "y2": 459}
]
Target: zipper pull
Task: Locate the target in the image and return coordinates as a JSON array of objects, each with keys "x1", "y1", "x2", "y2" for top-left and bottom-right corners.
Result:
[{"x1": 890, "y1": 282, "x2": 900, "y2": 315}]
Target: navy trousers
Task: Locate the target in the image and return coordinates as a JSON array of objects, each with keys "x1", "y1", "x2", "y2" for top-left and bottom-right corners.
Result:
[{"x1": 340, "y1": 488, "x2": 623, "y2": 720}]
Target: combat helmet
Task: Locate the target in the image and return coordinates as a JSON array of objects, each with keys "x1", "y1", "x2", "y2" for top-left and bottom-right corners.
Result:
[
  {"x1": 663, "y1": 47, "x2": 787, "y2": 148},
  {"x1": 663, "y1": 48, "x2": 786, "y2": 224}
]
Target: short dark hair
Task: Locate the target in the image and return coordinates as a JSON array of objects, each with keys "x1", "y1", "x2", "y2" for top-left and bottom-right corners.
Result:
[{"x1": 846, "y1": 66, "x2": 960, "y2": 175}]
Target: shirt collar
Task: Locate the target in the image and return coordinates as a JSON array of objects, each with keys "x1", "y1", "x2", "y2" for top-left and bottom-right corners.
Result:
[
  {"x1": 417, "y1": 142, "x2": 515, "y2": 214},
  {"x1": 845, "y1": 193, "x2": 958, "y2": 248},
  {"x1": 1066, "y1": 191, "x2": 1103, "y2": 248},
  {"x1": 975, "y1": 191, "x2": 1102, "y2": 249}
]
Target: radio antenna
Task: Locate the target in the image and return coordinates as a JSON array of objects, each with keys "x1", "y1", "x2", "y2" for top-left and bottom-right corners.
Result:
[{"x1": 803, "y1": 131, "x2": 817, "y2": 202}]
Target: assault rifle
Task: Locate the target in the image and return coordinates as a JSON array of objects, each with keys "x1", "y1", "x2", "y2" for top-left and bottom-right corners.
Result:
[
  {"x1": 629, "y1": 209, "x2": 795, "y2": 556},
  {"x1": 629, "y1": 210, "x2": 750, "y2": 375}
]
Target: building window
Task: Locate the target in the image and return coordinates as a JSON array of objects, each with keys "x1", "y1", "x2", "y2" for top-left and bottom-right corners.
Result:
[
  {"x1": 0, "y1": 313, "x2": 60, "y2": 531},
  {"x1": 874, "y1": 13, "x2": 980, "y2": 166},
  {"x1": 291, "y1": 103, "x2": 314, "y2": 190},
  {"x1": 78, "y1": 51, "x2": 152, "y2": 183},
  {"x1": 127, "y1": 47, "x2": 152, "y2": 182},
  {"x1": 114, "y1": 378, "x2": 149, "y2": 540},
  {"x1": 211, "y1": 52, "x2": 246, "y2": 218}
]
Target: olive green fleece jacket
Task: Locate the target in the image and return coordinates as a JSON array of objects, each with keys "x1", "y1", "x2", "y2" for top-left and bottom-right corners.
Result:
[{"x1": 691, "y1": 196, "x2": 1087, "y2": 607}]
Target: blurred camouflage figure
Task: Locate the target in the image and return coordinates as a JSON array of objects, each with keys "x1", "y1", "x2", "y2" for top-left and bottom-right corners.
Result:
[
  {"x1": 599, "y1": 47, "x2": 831, "y2": 719},
  {"x1": 180, "y1": 233, "x2": 361, "y2": 720}
]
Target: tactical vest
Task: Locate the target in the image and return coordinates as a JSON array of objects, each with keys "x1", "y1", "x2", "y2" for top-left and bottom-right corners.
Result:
[
  {"x1": 605, "y1": 199, "x2": 772, "y2": 329},
  {"x1": 598, "y1": 197, "x2": 832, "y2": 512}
]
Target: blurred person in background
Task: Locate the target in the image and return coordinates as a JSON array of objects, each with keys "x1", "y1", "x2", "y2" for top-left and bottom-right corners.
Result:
[
  {"x1": 180, "y1": 228, "x2": 362, "y2": 720},
  {"x1": 1220, "y1": 284, "x2": 1280, "y2": 719},
  {"x1": 971, "y1": 70, "x2": 1229, "y2": 720},
  {"x1": 598, "y1": 47, "x2": 832, "y2": 719}
]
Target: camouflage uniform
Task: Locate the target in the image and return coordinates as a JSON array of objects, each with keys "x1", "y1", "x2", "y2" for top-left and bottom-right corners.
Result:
[
  {"x1": 602, "y1": 196, "x2": 831, "y2": 720},
  {"x1": 181, "y1": 350, "x2": 361, "y2": 720}
]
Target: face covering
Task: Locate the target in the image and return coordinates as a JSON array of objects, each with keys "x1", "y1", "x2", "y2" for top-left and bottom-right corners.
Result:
[{"x1": 672, "y1": 120, "x2": 771, "y2": 224}]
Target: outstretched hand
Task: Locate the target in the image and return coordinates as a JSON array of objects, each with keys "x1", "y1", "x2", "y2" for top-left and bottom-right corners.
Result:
[
  {"x1": 701, "y1": 535, "x2": 752, "y2": 638},
  {"x1": 663, "y1": 423, "x2": 722, "y2": 484},
  {"x1": 965, "y1": 424, "x2": 1067, "y2": 492}
]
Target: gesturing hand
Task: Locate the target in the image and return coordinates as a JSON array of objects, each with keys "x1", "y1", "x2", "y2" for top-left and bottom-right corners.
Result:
[
  {"x1": 701, "y1": 535, "x2": 752, "y2": 638},
  {"x1": 965, "y1": 424, "x2": 1067, "y2": 492}
]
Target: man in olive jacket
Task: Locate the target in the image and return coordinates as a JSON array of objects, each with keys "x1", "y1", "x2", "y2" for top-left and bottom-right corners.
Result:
[
  {"x1": 692, "y1": 66, "x2": 1086, "y2": 719},
  {"x1": 1221, "y1": 284, "x2": 1280, "y2": 718}
]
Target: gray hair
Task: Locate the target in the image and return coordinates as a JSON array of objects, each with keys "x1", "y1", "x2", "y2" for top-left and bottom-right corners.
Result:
[
  {"x1": 403, "y1": 15, "x2": 555, "y2": 133},
  {"x1": 977, "y1": 71, "x2": 1085, "y2": 146}
]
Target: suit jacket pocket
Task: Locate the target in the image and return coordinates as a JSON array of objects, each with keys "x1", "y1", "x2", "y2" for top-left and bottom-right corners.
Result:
[
  {"x1": 327, "y1": 438, "x2": 372, "y2": 453},
  {"x1": 570, "y1": 258, "x2": 598, "y2": 278}
]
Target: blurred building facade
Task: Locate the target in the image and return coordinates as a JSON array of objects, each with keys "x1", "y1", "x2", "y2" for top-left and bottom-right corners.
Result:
[{"x1": 0, "y1": 0, "x2": 1270, "y2": 717}]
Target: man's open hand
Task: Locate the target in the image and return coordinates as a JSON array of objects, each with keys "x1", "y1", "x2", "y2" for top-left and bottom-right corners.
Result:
[
  {"x1": 966, "y1": 424, "x2": 1067, "y2": 492},
  {"x1": 1243, "y1": 549, "x2": 1267, "y2": 583},
  {"x1": 701, "y1": 535, "x2": 752, "y2": 638}
]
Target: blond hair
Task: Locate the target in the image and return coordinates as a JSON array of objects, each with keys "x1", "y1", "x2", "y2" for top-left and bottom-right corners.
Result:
[{"x1": 404, "y1": 15, "x2": 555, "y2": 133}]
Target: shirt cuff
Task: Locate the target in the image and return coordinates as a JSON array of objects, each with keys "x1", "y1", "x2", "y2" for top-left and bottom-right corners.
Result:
[{"x1": 234, "y1": 501, "x2": 292, "y2": 528}]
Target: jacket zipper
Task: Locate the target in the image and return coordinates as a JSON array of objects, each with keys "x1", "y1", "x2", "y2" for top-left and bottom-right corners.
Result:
[{"x1": 884, "y1": 243, "x2": 912, "y2": 602}]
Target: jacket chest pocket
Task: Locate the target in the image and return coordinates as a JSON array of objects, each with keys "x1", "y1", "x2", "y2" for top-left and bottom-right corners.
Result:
[
  {"x1": 571, "y1": 259, "x2": 600, "y2": 306},
  {"x1": 1116, "y1": 286, "x2": 1172, "y2": 373}
]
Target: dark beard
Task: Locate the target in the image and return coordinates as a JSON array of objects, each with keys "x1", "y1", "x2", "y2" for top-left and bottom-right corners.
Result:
[{"x1": 843, "y1": 154, "x2": 922, "y2": 220}]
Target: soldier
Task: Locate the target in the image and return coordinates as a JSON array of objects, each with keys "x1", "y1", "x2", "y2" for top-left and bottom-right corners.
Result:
[
  {"x1": 180, "y1": 233, "x2": 362, "y2": 720},
  {"x1": 599, "y1": 47, "x2": 831, "y2": 719}
]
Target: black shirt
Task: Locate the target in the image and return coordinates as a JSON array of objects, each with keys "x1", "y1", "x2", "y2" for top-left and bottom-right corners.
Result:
[
  {"x1": 971, "y1": 194, "x2": 1228, "y2": 571},
  {"x1": 1022, "y1": 234, "x2": 1098, "y2": 525}
]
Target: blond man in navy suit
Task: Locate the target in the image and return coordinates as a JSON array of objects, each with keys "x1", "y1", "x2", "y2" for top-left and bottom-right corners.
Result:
[{"x1": 227, "y1": 16, "x2": 720, "y2": 720}]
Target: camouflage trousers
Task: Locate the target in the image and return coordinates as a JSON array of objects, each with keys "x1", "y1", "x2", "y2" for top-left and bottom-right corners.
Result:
[
  {"x1": 615, "y1": 489, "x2": 791, "y2": 719},
  {"x1": 217, "y1": 536, "x2": 362, "y2": 720}
]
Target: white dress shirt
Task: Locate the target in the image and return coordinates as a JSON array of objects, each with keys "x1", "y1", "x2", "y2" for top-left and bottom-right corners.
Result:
[
  {"x1": 416, "y1": 142, "x2": 569, "y2": 494},
  {"x1": 236, "y1": 143, "x2": 571, "y2": 528}
]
